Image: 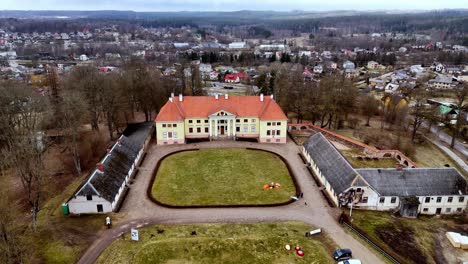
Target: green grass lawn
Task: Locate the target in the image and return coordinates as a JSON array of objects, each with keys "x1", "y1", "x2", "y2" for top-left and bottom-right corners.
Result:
[
  {"x1": 351, "y1": 210, "x2": 467, "y2": 264},
  {"x1": 152, "y1": 148, "x2": 296, "y2": 206},
  {"x1": 96, "y1": 222, "x2": 336, "y2": 264}
]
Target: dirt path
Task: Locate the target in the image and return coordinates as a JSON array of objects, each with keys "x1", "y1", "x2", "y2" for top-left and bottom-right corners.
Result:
[{"x1": 77, "y1": 140, "x2": 385, "y2": 264}]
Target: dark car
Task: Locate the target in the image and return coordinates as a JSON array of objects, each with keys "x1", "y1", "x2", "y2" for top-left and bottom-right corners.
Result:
[{"x1": 333, "y1": 248, "x2": 352, "y2": 261}]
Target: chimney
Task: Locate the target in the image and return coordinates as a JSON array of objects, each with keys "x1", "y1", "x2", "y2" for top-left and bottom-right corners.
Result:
[
  {"x1": 270, "y1": 94, "x2": 274, "y2": 100},
  {"x1": 179, "y1": 94, "x2": 183, "y2": 102},
  {"x1": 171, "y1": 92, "x2": 174, "y2": 98},
  {"x1": 215, "y1": 94, "x2": 219, "y2": 100},
  {"x1": 260, "y1": 93, "x2": 264, "y2": 102},
  {"x1": 224, "y1": 94, "x2": 228, "y2": 100},
  {"x1": 169, "y1": 97, "x2": 173, "y2": 102},
  {"x1": 106, "y1": 148, "x2": 111, "y2": 154},
  {"x1": 96, "y1": 163, "x2": 104, "y2": 173}
]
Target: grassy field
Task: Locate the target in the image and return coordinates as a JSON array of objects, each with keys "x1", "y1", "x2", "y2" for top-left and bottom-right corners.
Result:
[
  {"x1": 341, "y1": 150, "x2": 398, "y2": 168},
  {"x1": 96, "y1": 222, "x2": 336, "y2": 264},
  {"x1": 351, "y1": 210, "x2": 468, "y2": 264},
  {"x1": 331, "y1": 127, "x2": 464, "y2": 171},
  {"x1": 32, "y1": 173, "x2": 112, "y2": 264},
  {"x1": 152, "y1": 148, "x2": 296, "y2": 206},
  {"x1": 413, "y1": 141, "x2": 465, "y2": 171}
]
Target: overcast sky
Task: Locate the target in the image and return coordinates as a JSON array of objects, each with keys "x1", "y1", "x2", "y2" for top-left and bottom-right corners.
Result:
[{"x1": 1, "y1": 0, "x2": 465, "y2": 12}]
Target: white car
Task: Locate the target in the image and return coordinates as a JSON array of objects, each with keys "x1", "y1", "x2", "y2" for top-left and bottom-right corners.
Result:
[{"x1": 338, "y1": 259, "x2": 361, "y2": 264}]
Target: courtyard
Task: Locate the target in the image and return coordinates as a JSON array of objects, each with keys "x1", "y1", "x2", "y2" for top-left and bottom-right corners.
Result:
[
  {"x1": 95, "y1": 222, "x2": 336, "y2": 264},
  {"x1": 151, "y1": 148, "x2": 297, "y2": 206}
]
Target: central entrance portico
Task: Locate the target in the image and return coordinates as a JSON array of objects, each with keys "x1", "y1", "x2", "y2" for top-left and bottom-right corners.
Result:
[{"x1": 208, "y1": 110, "x2": 236, "y2": 139}]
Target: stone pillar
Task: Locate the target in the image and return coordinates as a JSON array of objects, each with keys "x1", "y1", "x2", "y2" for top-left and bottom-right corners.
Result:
[
  {"x1": 233, "y1": 120, "x2": 236, "y2": 137},
  {"x1": 209, "y1": 118, "x2": 212, "y2": 137},
  {"x1": 215, "y1": 119, "x2": 218, "y2": 137}
]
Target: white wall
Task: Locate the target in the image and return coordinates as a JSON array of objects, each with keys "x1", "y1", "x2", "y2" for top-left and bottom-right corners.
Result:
[
  {"x1": 418, "y1": 195, "x2": 468, "y2": 215},
  {"x1": 68, "y1": 195, "x2": 112, "y2": 214},
  {"x1": 346, "y1": 193, "x2": 468, "y2": 215}
]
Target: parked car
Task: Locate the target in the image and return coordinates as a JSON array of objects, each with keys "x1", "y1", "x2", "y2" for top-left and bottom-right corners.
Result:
[
  {"x1": 338, "y1": 259, "x2": 361, "y2": 264},
  {"x1": 333, "y1": 248, "x2": 352, "y2": 261}
]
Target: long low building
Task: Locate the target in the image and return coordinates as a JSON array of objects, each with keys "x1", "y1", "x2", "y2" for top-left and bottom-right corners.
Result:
[
  {"x1": 66, "y1": 122, "x2": 154, "y2": 214},
  {"x1": 155, "y1": 94, "x2": 288, "y2": 144},
  {"x1": 302, "y1": 132, "x2": 468, "y2": 216}
]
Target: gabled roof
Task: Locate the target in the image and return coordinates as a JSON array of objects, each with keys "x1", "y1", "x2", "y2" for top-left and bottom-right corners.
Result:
[
  {"x1": 156, "y1": 96, "x2": 287, "y2": 121},
  {"x1": 303, "y1": 133, "x2": 359, "y2": 194},
  {"x1": 356, "y1": 168, "x2": 467, "y2": 196},
  {"x1": 75, "y1": 122, "x2": 154, "y2": 203}
]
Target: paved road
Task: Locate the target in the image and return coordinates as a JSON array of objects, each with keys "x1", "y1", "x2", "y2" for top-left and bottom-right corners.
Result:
[
  {"x1": 77, "y1": 140, "x2": 385, "y2": 264},
  {"x1": 426, "y1": 137, "x2": 468, "y2": 173},
  {"x1": 426, "y1": 123, "x2": 468, "y2": 158}
]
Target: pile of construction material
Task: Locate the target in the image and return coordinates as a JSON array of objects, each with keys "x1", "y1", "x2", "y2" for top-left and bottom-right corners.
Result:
[{"x1": 446, "y1": 232, "x2": 468, "y2": 249}]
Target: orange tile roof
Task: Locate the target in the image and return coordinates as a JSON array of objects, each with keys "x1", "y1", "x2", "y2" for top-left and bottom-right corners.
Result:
[{"x1": 155, "y1": 95, "x2": 287, "y2": 122}]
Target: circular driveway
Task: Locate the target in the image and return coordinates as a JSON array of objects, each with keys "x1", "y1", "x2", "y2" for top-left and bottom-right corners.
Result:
[{"x1": 78, "y1": 140, "x2": 385, "y2": 264}]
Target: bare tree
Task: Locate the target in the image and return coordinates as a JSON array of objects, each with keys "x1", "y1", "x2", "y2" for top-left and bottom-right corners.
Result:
[
  {"x1": 66, "y1": 66, "x2": 102, "y2": 131},
  {"x1": 359, "y1": 94, "x2": 380, "y2": 126},
  {"x1": 0, "y1": 83, "x2": 48, "y2": 231},
  {"x1": 0, "y1": 176, "x2": 23, "y2": 264},
  {"x1": 449, "y1": 84, "x2": 468, "y2": 149},
  {"x1": 59, "y1": 90, "x2": 89, "y2": 175},
  {"x1": 408, "y1": 85, "x2": 435, "y2": 143}
]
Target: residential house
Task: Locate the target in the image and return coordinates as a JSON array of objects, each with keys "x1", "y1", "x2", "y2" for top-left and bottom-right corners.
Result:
[
  {"x1": 155, "y1": 94, "x2": 288, "y2": 144},
  {"x1": 432, "y1": 63, "x2": 445, "y2": 73},
  {"x1": 302, "y1": 133, "x2": 468, "y2": 215},
  {"x1": 79, "y1": 54, "x2": 88, "y2": 61},
  {"x1": 410, "y1": 65, "x2": 425, "y2": 76},
  {"x1": 209, "y1": 71, "x2": 220, "y2": 80},
  {"x1": 446, "y1": 66, "x2": 461, "y2": 75},
  {"x1": 369, "y1": 78, "x2": 385, "y2": 90},
  {"x1": 321, "y1": 51, "x2": 332, "y2": 59},
  {"x1": 67, "y1": 122, "x2": 154, "y2": 214},
  {"x1": 173, "y1": 42, "x2": 190, "y2": 49},
  {"x1": 229, "y1": 42, "x2": 249, "y2": 49},
  {"x1": 343, "y1": 60, "x2": 356, "y2": 70},
  {"x1": 225, "y1": 73, "x2": 240, "y2": 83},
  {"x1": 382, "y1": 94, "x2": 409, "y2": 120},
  {"x1": 324, "y1": 61, "x2": 338, "y2": 70},
  {"x1": 259, "y1": 44, "x2": 287, "y2": 51},
  {"x1": 384, "y1": 83, "x2": 400, "y2": 94},
  {"x1": 398, "y1": 47, "x2": 408, "y2": 53},
  {"x1": 303, "y1": 68, "x2": 313, "y2": 80},
  {"x1": 199, "y1": 63, "x2": 212, "y2": 79},
  {"x1": 313, "y1": 64, "x2": 324, "y2": 74},
  {"x1": 345, "y1": 68, "x2": 358, "y2": 79},
  {"x1": 367, "y1": 61, "x2": 379, "y2": 70},
  {"x1": 429, "y1": 75, "x2": 456, "y2": 89}
]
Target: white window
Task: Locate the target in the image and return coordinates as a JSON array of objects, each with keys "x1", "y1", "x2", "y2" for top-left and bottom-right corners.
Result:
[
  {"x1": 251, "y1": 119, "x2": 256, "y2": 123},
  {"x1": 243, "y1": 124, "x2": 248, "y2": 132},
  {"x1": 163, "y1": 132, "x2": 168, "y2": 138},
  {"x1": 173, "y1": 132, "x2": 177, "y2": 138},
  {"x1": 446, "y1": 208, "x2": 451, "y2": 213},
  {"x1": 251, "y1": 125, "x2": 256, "y2": 132}
]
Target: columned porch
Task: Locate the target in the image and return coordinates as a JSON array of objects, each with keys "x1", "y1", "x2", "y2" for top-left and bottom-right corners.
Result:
[{"x1": 208, "y1": 113, "x2": 236, "y2": 140}]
